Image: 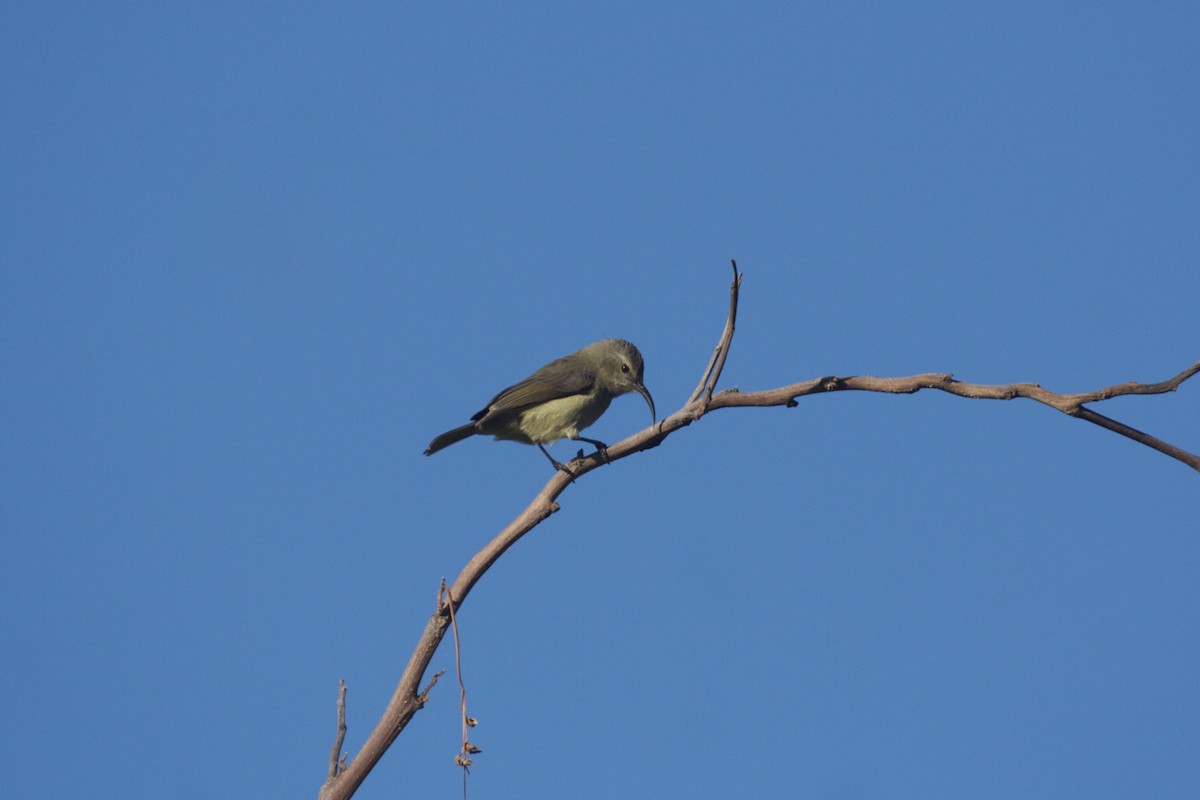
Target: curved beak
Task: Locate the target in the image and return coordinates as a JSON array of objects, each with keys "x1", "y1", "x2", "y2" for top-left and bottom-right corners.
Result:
[{"x1": 634, "y1": 382, "x2": 656, "y2": 423}]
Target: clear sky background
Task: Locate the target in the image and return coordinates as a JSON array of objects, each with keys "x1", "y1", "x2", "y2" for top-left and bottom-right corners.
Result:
[{"x1": 3, "y1": 3, "x2": 1198, "y2": 798}]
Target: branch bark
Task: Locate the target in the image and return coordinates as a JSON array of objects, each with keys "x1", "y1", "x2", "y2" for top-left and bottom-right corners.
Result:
[{"x1": 318, "y1": 268, "x2": 1199, "y2": 799}]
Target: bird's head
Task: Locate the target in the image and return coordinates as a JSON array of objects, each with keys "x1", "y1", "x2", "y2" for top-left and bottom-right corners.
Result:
[{"x1": 589, "y1": 338, "x2": 656, "y2": 422}]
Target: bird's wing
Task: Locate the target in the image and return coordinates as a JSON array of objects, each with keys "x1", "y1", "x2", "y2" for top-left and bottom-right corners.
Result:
[{"x1": 472, "y1": 369, "x2": 595, "y2": 423}]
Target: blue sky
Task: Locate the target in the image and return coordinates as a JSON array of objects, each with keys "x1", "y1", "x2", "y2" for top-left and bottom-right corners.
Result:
[{"x1": 3, "y1": 2, "x2": 1198, "y2": 798}]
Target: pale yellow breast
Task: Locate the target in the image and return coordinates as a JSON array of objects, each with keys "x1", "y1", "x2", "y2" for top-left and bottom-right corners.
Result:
[{"x1": 517, "y1": 392, "x2": 613, "y2": 443}]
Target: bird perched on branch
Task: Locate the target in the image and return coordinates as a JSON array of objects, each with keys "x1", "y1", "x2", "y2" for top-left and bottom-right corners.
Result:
[{"x1": 424, "y1": 338, "x2": 655, "y2": 470}]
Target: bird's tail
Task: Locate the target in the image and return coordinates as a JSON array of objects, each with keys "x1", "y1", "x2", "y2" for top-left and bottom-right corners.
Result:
[{"x1": 424, "y1": 423, "x2": 477, "y2": 456}]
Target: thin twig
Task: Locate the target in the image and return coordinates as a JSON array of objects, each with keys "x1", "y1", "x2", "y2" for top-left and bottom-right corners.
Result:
[
  {"x1": 703, "y1": 261, "x2": 742, "y2": 407},
  {"x1": 417, "y1": 669, "x2": 444, "y2": 708},
  {"x1": 688, "y1": 260, "x2": 742, "y2": 405},
  {"x1": 326, "y1": 680, "x2": 348, "y2": 781},
  {"x1": 1073, "y1": 408, "x2": 1196, "y2": 468},
  {"x1": 440, "y1": 580, "x2": 480, "y2": 772}
]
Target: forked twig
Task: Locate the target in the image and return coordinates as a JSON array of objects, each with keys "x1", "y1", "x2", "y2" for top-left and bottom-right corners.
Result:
[
  {"x1": 688, "y1": 260, "x2": 742, "y2": 406},
  {"x1": 699, "y1": 365, "x2": 1200, "y2": 472}
]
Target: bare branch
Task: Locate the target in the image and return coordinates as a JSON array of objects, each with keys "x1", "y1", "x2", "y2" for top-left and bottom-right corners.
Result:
[
  {"x1": 318, "y1": 272, "x2": 1198, "y2": 799},
  {"x1": 695, "y1": 364, "x2": 1200, "y2": 472}
]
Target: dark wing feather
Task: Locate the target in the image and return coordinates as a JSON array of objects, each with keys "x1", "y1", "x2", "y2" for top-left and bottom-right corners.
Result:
[{"x1": 472, "y1": 363, "x2": 595, "y2": 424}]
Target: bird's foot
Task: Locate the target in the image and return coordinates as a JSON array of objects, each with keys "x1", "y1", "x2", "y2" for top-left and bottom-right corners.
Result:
[{"x1": 539, "y1": 444, "x2": 577, "y2": 480}]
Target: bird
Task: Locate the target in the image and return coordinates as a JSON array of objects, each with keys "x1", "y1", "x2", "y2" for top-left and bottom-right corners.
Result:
[{"x1": 424, "y1": 338, "x2": 655, "y2": 469}]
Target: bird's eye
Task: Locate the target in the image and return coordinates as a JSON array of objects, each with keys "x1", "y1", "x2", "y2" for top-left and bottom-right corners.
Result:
[{"x1": 621, "y1": 363, "x2": 630, "y2": 373}]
